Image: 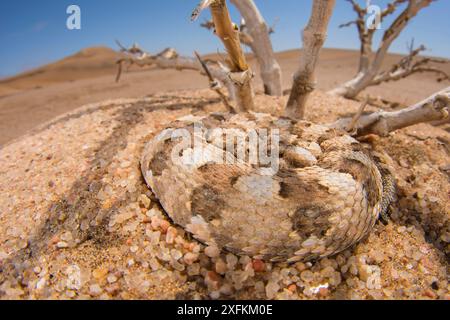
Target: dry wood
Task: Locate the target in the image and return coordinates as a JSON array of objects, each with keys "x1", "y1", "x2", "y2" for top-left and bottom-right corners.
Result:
[
  {"x1": 115, "y1": 43, "x2": 237, "y2": 104},
  {"x1": 193, "y1": 0, "x2": 255, "y2": 111},
  {"x1": 330, "y1": 0, "x2": 448, "y2": 99},
  {"x1": 194, "y1": 51, "x2": 235, "y2": 113},
  {"x1": 285, "y1": 0, "x2": 336, "y2": 119},
  {"x1": 230, "y1": 0, "x2": 282, "y2": 96},
  {"x1": 332, "y1": 87, "x2": 450, "y2": 136}
]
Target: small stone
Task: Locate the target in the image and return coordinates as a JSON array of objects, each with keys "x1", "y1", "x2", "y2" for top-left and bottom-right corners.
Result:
[
  {"x1": 252, "y1": 259, "x2": 266, "y2": 272},
  {"x1": 139, "y1": 194, "x2": 151, "y2": 209},
  {"x1": 205, "y1": 246, "x2": 220, "y2": 258},
  {"x1": 265, "y1": 281, "x2": 280, "y2": 300},
  {"x1": 171, "y1": 249, "x2": 183, "y2": 261},
  {"x1": 166, "y1": 227, "x2": 177, "y2": 244},
  {"x1": 226, "y1": 254, "x2": 238, "y2": 270},
  {"x1": 287, "y1": 284, "x2": 297, "y2": 293},
  {"x1": 319, "y1": 287, "x2": 330, "y2": 298},
  {"x1": 205, "y1": 271, "x2": 221, "y2": 291},
  {"x1": 183, "y1": 252, "x2": 199, "y2": 265},
  {"x1": 159, "y1": 220, "x2": 170, "y2": 234},
  {"x1": 89, "y1": 284, "x2": 103, "y2": 296},
  {"x1": 56, "y1": 241, "x2": 68, "y2": 249},
  {"x1": 423, "y1": 289, "x2": 437, "y2": 299},
  {"x1": 36, "y1": 278, "x2": 46, "y2": 290},
  {"x1": 300, "y1": 270, "x2": 314, "y2": 283},
  {"x1": 107, "y1": 275, "x2": 118, "y2": 284},
  {"x1": 215, "y1": 259, "x2": 228, "y2": 275},
  {"x1": 93, "y1": 267, "x2": 108, "y2": 281}
]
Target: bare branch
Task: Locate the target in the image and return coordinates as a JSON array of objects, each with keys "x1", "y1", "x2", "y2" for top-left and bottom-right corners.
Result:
[
  {"x1": 331, "y1": 0, "x2": 442, "y2": 99},
  {"x1": 369, "y1": 43, "x2": 449, "y2": 85},
  {"x1": 194, "y1": 51, "x2": 235, "y2": 113},
  {"x1": 285, "y1": 0, "x2": 336, "y2": 119},
  {"x1": 339, "y1": 20, "x2": 357, "y2": 28},
  {"x1": 115, "y1": 42, "x2": 240, "y2": 106},
  {"x1": 230, "y1": 0, "x2": 282, "y2": 96},
  {"x1": 200, "y1": 19, "x2": 254, "y2": 47},
  {"x1": 201, "y1": 1, "x2": 282, "y2": 96},
  {"x1": 194, "y1": 0, "x2": 255, "y2": 111},
  {"x1": 332, "y1": 87, "x2": 450, "y2": 137},
  {"x1": 346, "y1": 96, "x2": 369, "y2": 134}
]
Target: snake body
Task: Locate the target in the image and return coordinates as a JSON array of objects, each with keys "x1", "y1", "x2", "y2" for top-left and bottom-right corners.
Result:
[{"x1": 141, "y1": 112, "x2": 395, "y2": 262}]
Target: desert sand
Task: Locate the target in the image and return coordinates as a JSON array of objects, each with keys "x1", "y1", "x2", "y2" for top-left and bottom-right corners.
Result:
[
  {"x1": 0, "y1": 90, "x2": 448, "y2": 300},
  {"x1": 0, "y1": 47, "x2": 448, "y2": 300},
  {"x1": 1, "y1": 47, "x2": 449, "y2": 146}
]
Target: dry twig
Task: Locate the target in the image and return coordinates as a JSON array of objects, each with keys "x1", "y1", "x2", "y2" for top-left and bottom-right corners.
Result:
[
  {"x1": 332, "y1": 87, "x2": 450, "y2": 136},
  {"x1": 115, "y1": 42, "x2": 237, "y2": 105},
  {"x1": 194, "y1": 51, "x2": 235, "y2": 113}
]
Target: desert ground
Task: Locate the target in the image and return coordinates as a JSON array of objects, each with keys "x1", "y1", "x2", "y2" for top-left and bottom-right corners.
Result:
[
  {"x1": 1, "y1": 46, "x2": 449, "y2": 146},
  {"x1": 0, "y1": 47, "x2": 448, "y2": 300}
]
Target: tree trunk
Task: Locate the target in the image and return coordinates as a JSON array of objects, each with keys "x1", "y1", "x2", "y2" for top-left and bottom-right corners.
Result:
[
  {"x1": 285, "y1": 0, "x2": 336, "y2": 119},
  {"x1": 210, "y1": 0, "x2": 255, "y2": 112},
  {"x1": 230, "y1": 0, "x2": 282, "y2": 96}
]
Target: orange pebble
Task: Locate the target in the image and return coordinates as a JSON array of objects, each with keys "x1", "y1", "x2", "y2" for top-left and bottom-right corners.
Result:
[{"x1": 252, "y1": 259, "x2": 266, "y2": 272}]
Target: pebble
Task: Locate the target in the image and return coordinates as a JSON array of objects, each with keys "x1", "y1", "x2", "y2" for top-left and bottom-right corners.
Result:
[
  {"x1": 139, "y1": 194, "x2": 151, "y2": 209},
  {"x1": 93, "y1": 268, "x2": 108, "y2": 281},
  {"x1": 89, "y1": 284, "x2": 103, "y2": 297},
  {"x1": 252, "y1": 259, "x2": 266, "y2": 272},
  {"x1": 56, "y1": 241, "x2": 69, "y2": 249},
  {"x1": 166, "y1": 227, "x2": 177, "y2": 244},
  {"x1": 226, "y1": 254, "x2": 238, "y2": 270},
  {"x1": 215, "y1": 259, "x2": 228, "y2": 275},
  {"x1": 107, "y1": 275, "x2": 118, "y2": 284},
  {"x1": 0, "y1": 95, "x2": 447, "y2": 301},
  {"x1": 36, "y1": 278, "x2": 46, "y2": 290},
  {"x1": 205, "y1": 271, "x2": 221, "y2": 291},
  {"x1": 265, "y1": 281, "x2": 280, "y2": 299},
  {"x1": 205, "y1": 246, "x2": 220, "y2": 258},
  {"x1": 300, "y1": 270, "x2": 314, "y2": 283},
  {"x1": 183, "y1": 252, "x2": 199, "y2": 265}
]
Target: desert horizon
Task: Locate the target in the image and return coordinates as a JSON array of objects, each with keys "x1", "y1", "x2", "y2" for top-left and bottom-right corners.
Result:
[{"x1": 1, "y1": 46, "x2": 448, "y2": 147}]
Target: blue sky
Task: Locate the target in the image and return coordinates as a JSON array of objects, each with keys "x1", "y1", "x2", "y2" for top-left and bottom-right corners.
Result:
[{"x1": 1, "y1": 0, "x2": 449, "y2": 78}]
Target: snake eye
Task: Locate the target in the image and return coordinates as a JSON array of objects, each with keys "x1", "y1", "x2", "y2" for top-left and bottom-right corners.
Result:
[{"x1": 233, "y1": 23, "x2": 239, "y2": 31}]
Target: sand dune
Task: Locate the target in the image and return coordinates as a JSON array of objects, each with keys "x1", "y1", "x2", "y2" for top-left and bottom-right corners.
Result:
[
  {"x1": 0, "y1": 46, "x2": 448, "y2": 146},
  {"x1": 0, "y1": 47, "x2": 122, "y2": 97}
]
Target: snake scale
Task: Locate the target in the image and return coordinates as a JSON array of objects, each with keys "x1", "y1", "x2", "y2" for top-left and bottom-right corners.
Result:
[{"x1": 141, "y1": 112, "x2": 395, "y2": 263}]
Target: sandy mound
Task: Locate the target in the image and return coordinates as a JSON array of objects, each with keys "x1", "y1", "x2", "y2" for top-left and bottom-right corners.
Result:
[
  {"x1": 0, "y1": 90, "x2": 448, "y2": 300},
  {"x1": 0, "y1": 47, "x2": 121, "y2": 97}
]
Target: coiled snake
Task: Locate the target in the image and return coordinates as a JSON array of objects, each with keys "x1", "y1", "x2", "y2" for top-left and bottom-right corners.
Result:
[{"x1": 141, "y1": 112, "x2": 395, "y2": 262}]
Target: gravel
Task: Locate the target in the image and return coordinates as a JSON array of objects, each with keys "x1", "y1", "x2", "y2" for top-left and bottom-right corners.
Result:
[{"x1": 0, "y1": 90, "x2": 448, "y2": 300}]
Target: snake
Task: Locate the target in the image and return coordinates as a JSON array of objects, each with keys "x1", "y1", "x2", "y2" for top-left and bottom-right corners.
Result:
[{"x1": 141, "y1": 112, "x2": 395, "y2": 263}]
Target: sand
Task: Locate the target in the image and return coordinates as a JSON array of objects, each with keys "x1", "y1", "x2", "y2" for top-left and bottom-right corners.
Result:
[
  {"x1": 0, "y1": 46, "x2": 448, "y2": 300},
  {"x1": 1, "y1": 47, "x2": 449, "y2": 147},
  {"x1": 0, "y1": 89, "x2": 448, "y2": 300}
]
